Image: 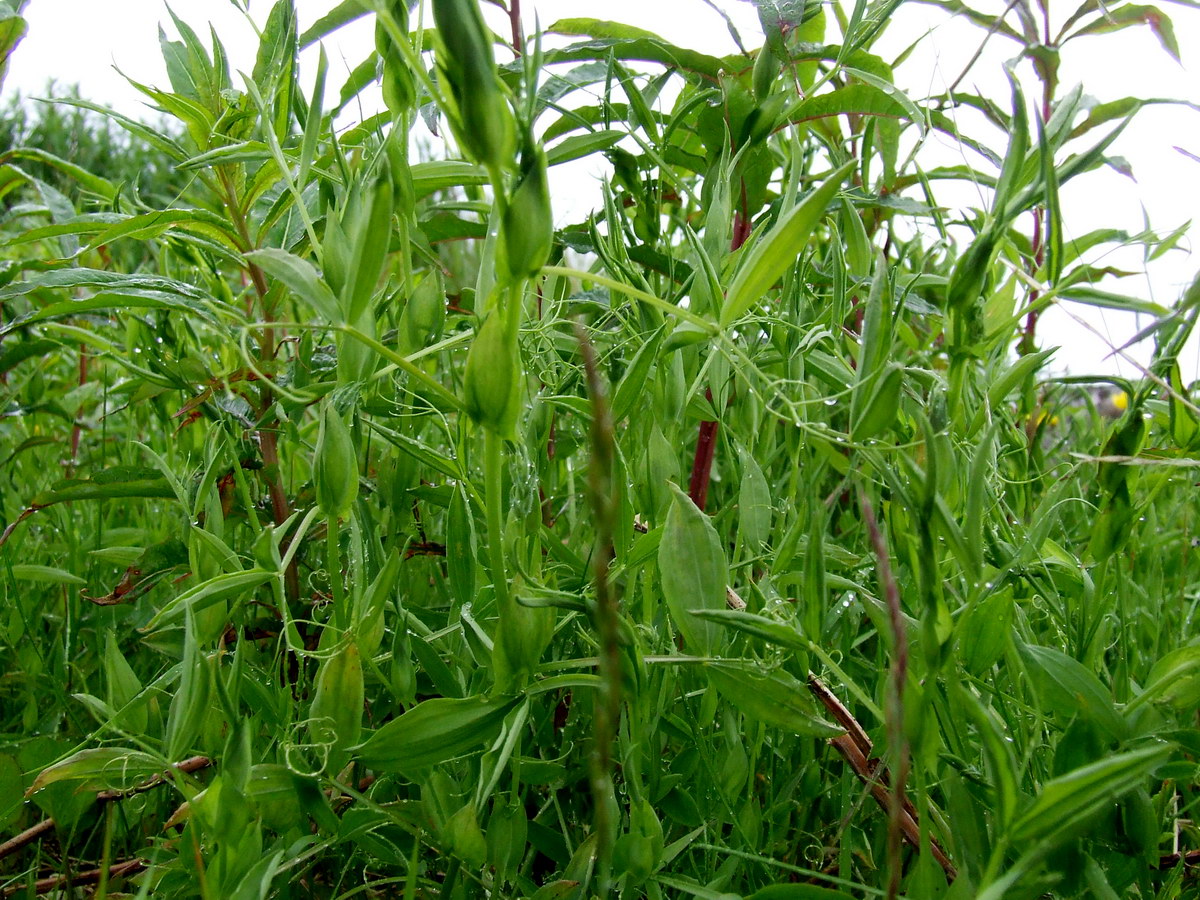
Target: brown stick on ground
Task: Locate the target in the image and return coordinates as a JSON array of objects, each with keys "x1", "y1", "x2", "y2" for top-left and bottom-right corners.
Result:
[
  {"x1": 1, "y1": 756, "x2": 211, "y2": 863},
  {"x1": 1159, "y1": 847, "x2": 1200, "y2": 870},
  {"x1": 808, "y1": 676, "x2": 958, "y2": 881},
  {"x1": 1, "y1": 857, "x2": 146, "y2": 897}
]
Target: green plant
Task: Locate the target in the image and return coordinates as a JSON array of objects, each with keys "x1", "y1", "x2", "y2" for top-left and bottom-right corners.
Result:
[{"x1": 1, "y1": 1, "x2": 1198, "y2": 898}]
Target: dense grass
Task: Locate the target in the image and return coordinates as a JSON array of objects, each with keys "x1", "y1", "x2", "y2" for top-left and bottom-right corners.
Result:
[{"x1": 1, "y1": 1, "x2": 1198, "y2": 898}]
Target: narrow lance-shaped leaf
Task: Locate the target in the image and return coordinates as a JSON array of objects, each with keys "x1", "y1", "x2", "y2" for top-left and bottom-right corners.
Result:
[
  {"x1": 1008, "y1": 743, "x2": 1171, "y2": 847},
  {"x1": 355, "y1": 694, "x2": 521, "y2": 775},
  {"x1": 659, "y1": 483, "x2": 729, "y2": 656},
  {"x1": 705, "y1": 662, "x2": 839, "y2": 737},
  {"x1": 721, "y1": 160, "x2": 855, "y2": 327}
]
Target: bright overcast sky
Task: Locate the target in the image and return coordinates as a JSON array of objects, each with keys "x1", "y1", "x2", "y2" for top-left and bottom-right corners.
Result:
[{"x1": 6, "y1": 0, "x2": 1200, "y2": 378}]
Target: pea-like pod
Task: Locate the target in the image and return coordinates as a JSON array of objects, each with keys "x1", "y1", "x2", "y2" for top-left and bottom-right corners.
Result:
[
  {"x1": 497, "y1": 137, "x2": 552, "y2": 285},
  {"x1": 398, "y1": 269, "x2": 445, "y2": 355},
  {"x1": 463, "y1": 307, "x2": 522, "y2": 440},
  {"x1": 486, "y1": 796, "x2": 528, "y2": 884},
  {"x1": 493, "y1": 600, "x2": 555, "y2": 692},
  {"x1": 308, "y1": 640, "x2": 363, "y2": 774},
  {"x1": 752, "y1": 43, "x2": 779, "y2": 100},
  {"x1": 850, "y1": 362, "x2": 904, "y2": 443},
  {"x1": 443, "y1": 803, "x2": 488, "y2": 868},
  {"x1": 314, "y1": 400, "x2": 358, "y2": 519},
  {"x1": 612, "y1": 796, "x2": 664, "y2": 883},
  {"x1": 431, "y1": 0, "x2": 514, "y2": 172},
  {"x1": 376, "y1": 1, "x2": 415, "y2": 116}
]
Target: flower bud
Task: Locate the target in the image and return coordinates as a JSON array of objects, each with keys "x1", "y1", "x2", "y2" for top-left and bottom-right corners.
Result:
[
  {"x1": 463, "y1": 307, "x2": 521, "y2": 440},
  {"x1": 497, "y1": 136, "x2": 552, "y2": 285},
  {"x1": 314, "y1": 400, "x2": 358, "y2": 518}
]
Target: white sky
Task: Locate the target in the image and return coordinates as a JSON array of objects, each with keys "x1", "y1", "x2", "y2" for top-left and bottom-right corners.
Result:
[{"x1": 6, "y1": 0, "x2": 1200, "y2": 379}]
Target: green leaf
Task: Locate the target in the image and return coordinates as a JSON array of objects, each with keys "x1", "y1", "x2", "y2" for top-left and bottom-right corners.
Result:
[
  {"x1": 244, "y1": 248, "x2": 338, "y2": 321},
  {"x1": 299, "y1": 0, "x2": 369, "y2": 48},
  {"x1": 144, "y1": 569, "x2": 276, "y2": 631},
  {"x1": 738, "y1": 448, "x2": 772, "y2": 549},
  {"x1": 0, "y1": 269, "x2": 219, "y2": 336},
  {"x1": 953, "y1": 684, "x2": 1019, "y2": 830},
  {"x1": 547, "y1": 19, "x2": 728, "y2": 79},
  {"x1": 1008, "y1": 743, "x2": 1171, "y2": 846},
  {"x1": 1056, "y1": 286, "x2": 1168, "y2": 317},
  {"x1": 28, "y1": 467, "x2": 178, "y2": 507},
  {"x1": 1136, "y1": 645, "x2": 1200, "y2": 710},
  {"x1": 9, "y1": 564, "x2": 85, "y2": 585},
  {"x1": 0, "y1": 148, "x2": 115, "y2": 200},
  {"x1": 546, "y1": 129, "x2": 627, "y2": 167},
  {"x1": 746, "y1": 886, "x2": 857, "y2": 900},
  {"x1": 0, "y1": 2, "x2": 26, "y2": 93},
  {"x1": 1018, "y1": 642, "x2": 1127, "y2": 740},
  {"x1": 1066, "y1": 4, "x2": 1182, "y2": 61},
  {"x1": 659, "y1": 483, "x2": 729, "y2": 656},
  {"x1": 411, "y1": 160, "x2": 488, "y2": 198},
  {"x1": 721, "y1": 160, "x2": 854, "y2": 327},
  {"x1": 689, "y1": 607, "x2": 807, "y2": 652},
  {"x1": 355, "y1": 695, "x2": 521, "y2": 775},
  {"x1": 704, "y1": 662, "x2": 839, "y2": 736},
  {"x1": 29, "y1": 747, "x2": 167, "y2": 795}
]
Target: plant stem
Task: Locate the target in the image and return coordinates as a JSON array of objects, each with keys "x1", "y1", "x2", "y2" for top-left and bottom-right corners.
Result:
[
  {"x1": 328, "y1": 514, "x2": 345, "y2": 632},
  {"x1": 484, "y1": 428, "x2": 510, "y2": 614},
  {"x1": 574, "y1": 319, "x2": 620, "y2": 896}
]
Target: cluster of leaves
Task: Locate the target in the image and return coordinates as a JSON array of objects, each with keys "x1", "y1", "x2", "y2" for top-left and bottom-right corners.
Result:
[
  {"x1": 0, "y1": 85, "x2": 189, "y2": 208},
  {"x1": 0, "y1": 0, "x2": 1198, "y2": 898}
]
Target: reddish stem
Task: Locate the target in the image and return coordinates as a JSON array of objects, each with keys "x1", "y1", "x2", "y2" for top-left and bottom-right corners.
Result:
[
  {"x1": 688, "y1": 391, "x2": 719, "y2": 511},
  {"x1": 508, "y1": 0, "x2": 522, "y2": 55},
  {"x1": 686, "y1": 194, "x2": 753, "y2": 512}
]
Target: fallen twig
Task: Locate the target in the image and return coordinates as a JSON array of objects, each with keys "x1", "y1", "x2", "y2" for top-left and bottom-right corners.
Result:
[
  {"x1": 0, "y1": 756, "x2": 210, "y2": 863},
  {"x1": 1, "y1": 857, "x2": 146, "y2": 897},
  {"x1": 808, "y1": 676, "x2": 957, "y2": 882},
  {"x1": 1159, "y1": 847, "x2": 1200, "y2": 870}
]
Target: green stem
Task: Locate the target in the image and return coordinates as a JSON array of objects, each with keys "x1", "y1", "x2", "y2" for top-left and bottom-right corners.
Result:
[
  {"x1": 543, "y1": 265, "x2": 716, "y2": 333},
  {"x1": 95, "y1": 802, "x2": 115, "y2": 900},
  {"x1": 328, "y1": 514, "x2": 345, "y2": 632},
  {"x1": 484, "y1": 429, "x2": 511, "y2": 616}
]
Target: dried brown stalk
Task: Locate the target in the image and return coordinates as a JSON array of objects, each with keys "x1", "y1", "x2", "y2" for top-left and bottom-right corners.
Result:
[
  {"x1": 0, "y1": 756, "x2": 210, "y2": 863},
  {"x1": 808, "y1": 676, "x2": 957, "y2": 882},
  {"x1": 1, "y1": 857, "x2": 146, "y2": 897}
]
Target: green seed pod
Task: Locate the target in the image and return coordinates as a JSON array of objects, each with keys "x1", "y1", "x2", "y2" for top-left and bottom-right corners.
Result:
[
  {"x1": 399, "y1": 269, "x2": 445, "y2": 354},
  {"x1": 444, "y1": 803, "x2": 488, "y2": 868},
  {"x1": 497, "y1": 137, "x2": 553, "y2": 285},
  {"x1": 314, "y1": 400, "x2": 358, "y2": 519},
  {"x1": 388, "y1": 628, "x2": 417, "y2": 706},
  {"x1": 377, "y1": 2, "x2": 415, "y2": 116},
  {"x1": 308, "y1": 640, "x2": 363, "y2": 774},
  {"x1": 486, "y1": 797, "x2": 528, "y2": 884},
  {"x1": 463, "y1": 307, "x2": 521, "y2": 440},
  {"x1": 850, "y1": 362, "x2": 904, "y2": 442},
  {"x1": 493, "y1": 600, "x2": 555, "y2": 693},
  {"x1": 432, "y1": 0, "x2": 515, "y2": 171},
  {"x1": 612, "y1": 797, "x2": 663, "y2": 883},
  {"x1": 752, "y1": 43, "x2": 779, "y2": 100}
]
